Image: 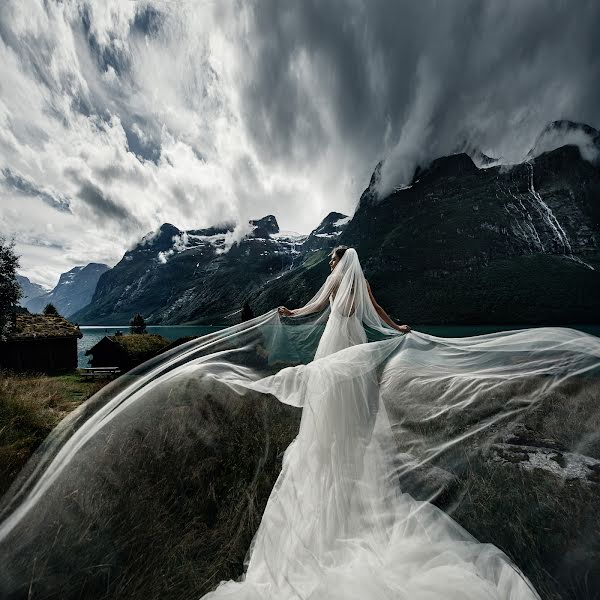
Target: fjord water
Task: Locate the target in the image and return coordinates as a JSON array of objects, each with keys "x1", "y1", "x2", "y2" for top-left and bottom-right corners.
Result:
[{"x1": 77, "y1": 324, "x2": 600, "y2": 368}]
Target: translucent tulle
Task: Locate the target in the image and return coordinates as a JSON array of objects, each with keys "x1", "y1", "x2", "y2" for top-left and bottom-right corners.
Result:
[{"x1": 1, "y1": 249, "x2": 599, "y2": 599}]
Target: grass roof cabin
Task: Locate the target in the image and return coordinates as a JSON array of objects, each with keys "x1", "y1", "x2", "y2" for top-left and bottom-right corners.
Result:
[
  {"x1": 0, "y1": 313, "x2": 83, "y2": 373},
  {"x1": 85, "y1": 334, "x2": 170, "y2": 372}
]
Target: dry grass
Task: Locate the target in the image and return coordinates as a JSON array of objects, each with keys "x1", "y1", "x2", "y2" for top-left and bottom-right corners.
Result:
[
  {"x1": 0, "y1": 370, "x2": 106, "y2": 495},
  {"x1": 388, "y1": 375, "x2": 600, "y2": 600},
  {"x1": 1, "y1": 375, "x2": 302, "y2": 599},
  {"x1": 448, "y1": 455, "x2": 600, "y2": 600},
  {"x1": 9, "y1": 313, "x2": 81, "y2": 339},
  {"x1": 1, "y1": 371, "x2": 598, "y2": 599},
  {"x1": 109, "y1": 333, "x2": 170, "y2": 356}
]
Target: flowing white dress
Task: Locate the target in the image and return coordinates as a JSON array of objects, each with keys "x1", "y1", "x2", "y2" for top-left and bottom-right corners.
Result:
[
  {"x1": 2, "y1": 248, "x2": 598, "y2": 599},
  {"x1": 202, "y1": 250, "x2": 541, "y2": 599}
]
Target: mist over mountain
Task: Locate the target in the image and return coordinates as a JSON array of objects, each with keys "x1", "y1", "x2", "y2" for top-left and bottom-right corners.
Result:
[
  {"x1": 3, "y1": 1, "x2": 600, "y2": 289},
  {"x1": 37, "y1": 120, "x2": 600, "y2": 326}
]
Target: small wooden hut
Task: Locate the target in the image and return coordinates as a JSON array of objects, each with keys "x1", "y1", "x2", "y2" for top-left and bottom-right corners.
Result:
[
  {"x1": 85, "y1": 334, "x2": 169, "y2": 372},
  {"x1": 0, "y1": 313, "x2": 83, "y2": 373}
]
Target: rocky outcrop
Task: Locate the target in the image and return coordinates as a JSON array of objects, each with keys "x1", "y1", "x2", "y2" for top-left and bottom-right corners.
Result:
[
  {"x1": 250, "y1": 215, "x2": 279, "y2": 238},
  {"x1": 487, "y1": 423, "x2": 600, "y2": 486}
]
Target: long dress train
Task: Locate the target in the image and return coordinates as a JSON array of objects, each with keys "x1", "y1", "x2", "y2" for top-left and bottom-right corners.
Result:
[
  {"x1": 202, "y1": 251, "x2": 542, "y2": 599},
  {"x1": 1, "y1": 248, "x2": 599, "y2": 599}
]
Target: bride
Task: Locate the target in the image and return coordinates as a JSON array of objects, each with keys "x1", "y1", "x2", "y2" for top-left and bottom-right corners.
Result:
[
  {"x1": 0, "y1": 245, "x2": 599, "y2": 599},
  {"x1": 201, "y1": 246, "x2": 542, "y2": 599}
]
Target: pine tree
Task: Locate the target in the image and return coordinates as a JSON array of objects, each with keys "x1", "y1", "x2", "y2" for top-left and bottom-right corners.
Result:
[
  {"x1": 0, "y1": 237, "x2": 22, "y2": 340},
  {"x1": 130, "y1": 313, "x2": 147, "y2": 334},
  {"x1": 43, "y1": 303, "x2": 59, "y2": 316}
]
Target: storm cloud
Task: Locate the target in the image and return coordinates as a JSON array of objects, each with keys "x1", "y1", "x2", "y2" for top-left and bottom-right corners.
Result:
[
  {"x1": 0, "y1": 0, "x2": 598, "y2": 286},
  {"x1": 76, "y1": 181, "x2": 140, "y2": 227},
  {"x1": 2, "y1": 168, "x2": 72, "y2": 212}
]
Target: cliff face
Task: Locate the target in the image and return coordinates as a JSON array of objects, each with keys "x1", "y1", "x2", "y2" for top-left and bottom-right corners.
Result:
[
  {"x1": 350, "y1": 147, "x2": 599, "y2": 271},
  {"x1": 71, "y1": 213, "x2": 348, "y2": 325},
  {"x1": 252, "y1": 140, "x2": 600, "y2": 324}
]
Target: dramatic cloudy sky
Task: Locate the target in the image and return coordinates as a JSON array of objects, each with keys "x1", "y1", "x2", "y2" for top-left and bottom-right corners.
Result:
[{"x1": 1, "y1": 0, "x2": 599, "y2": 287}]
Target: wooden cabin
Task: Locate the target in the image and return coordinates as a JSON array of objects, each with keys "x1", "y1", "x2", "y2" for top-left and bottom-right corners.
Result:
[
  {"x1": 85, "y1": 334, "x2": 169, "y2": 372},
  {"x1": 0, "y1": 313, "x2": 83, "y2": 373}
]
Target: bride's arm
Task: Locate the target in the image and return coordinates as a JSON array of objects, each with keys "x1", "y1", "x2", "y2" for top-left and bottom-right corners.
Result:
[
  {"x1": 278, "y1": 297, "x2": 328, "y2": 317},
  {"x1": 278, "y1": 275, "x2": 339, "y2": 317},
  {"x1": 366, "y1": 280, "x2": 411, "y2": 332}
]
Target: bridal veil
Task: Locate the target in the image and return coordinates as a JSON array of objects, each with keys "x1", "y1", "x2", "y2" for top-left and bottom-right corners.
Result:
[{"x1": 1, "y1": 248, "x2": 599, "y2": 599}]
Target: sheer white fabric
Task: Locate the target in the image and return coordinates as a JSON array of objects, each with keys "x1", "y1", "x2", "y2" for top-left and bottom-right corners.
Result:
[
  {"x1": 1, "y1": 248, "x2": 599, "y2": 599},
  {"x1": 201, "y1": 248, "x2": 542, "y2": 599}
]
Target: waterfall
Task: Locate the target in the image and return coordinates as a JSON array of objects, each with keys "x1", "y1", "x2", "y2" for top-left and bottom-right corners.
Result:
[
  {"x1": 500, "y1": 180, "x2": 545, "y2": 251},
  {"x1": 526, "y1": 162, "x2": 572, "y2": 253},
  {"x1": 526, "y1": 162, "x2": 594, "y2": 270}
]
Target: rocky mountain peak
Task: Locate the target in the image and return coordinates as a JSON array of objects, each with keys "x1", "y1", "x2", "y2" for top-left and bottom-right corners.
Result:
[
  {"x1": 453, "y1": 139, "x2": 498, "y2": 167},
  {"x1": 540, "y1": 120, "x2": 599, "y2": 140},
  {"x1": 358, "y1": 160, "x2": 384, "y2": 207},
  {"x1": 60, "y1": 263, "x2": 109, "y2": 282},
  {"x1": 316, "y1": 212, "x2": 349, "y2": 231},
  {"x1": 250, "y1": 215, "x2": 279, "y2": 238},
  {"x1": 301, "y1": 211, "x2": 350, "y2": 252},
  {"x1": 412, "y1": 153, "x2": 478, "y2": 184},
  {"x1": 134, "y1": 223, "x2": 183, "y2": 254},
  {"x1": 156, "y1": 223, "x2": 183, "y2": 243}
]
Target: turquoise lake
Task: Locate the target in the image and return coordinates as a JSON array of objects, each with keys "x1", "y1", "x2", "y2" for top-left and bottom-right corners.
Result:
[{"x1": 78, "y1": 324, "x2": 600, "y2": 369}]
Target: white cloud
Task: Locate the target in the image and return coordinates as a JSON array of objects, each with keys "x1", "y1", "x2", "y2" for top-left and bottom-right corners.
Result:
[{"x1": 0, "y1": 0, "x2": 599, "y2": 286}]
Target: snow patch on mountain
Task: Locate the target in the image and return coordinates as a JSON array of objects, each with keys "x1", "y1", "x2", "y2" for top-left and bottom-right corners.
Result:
[{"x1": 333, "y1": 216, "x2": 351, "y2": 227}]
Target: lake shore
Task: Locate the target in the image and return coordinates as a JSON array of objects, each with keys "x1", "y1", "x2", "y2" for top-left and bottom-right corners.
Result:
[{"x1": 76, "y1": 323, "x2": 600, "y2": 368}]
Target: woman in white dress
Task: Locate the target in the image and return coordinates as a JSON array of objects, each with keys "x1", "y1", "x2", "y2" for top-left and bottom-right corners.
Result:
[
  {"x1": 1, "y1": 246, "x2": 599, "y2": 599},
  {"x1": 201, "y1": 246, "x2": 543, "y2": 599}
]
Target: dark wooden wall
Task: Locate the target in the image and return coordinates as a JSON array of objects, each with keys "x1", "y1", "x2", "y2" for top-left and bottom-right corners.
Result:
[{"x1": 0, "y1": 338, "x2": 78, "y2": 373}]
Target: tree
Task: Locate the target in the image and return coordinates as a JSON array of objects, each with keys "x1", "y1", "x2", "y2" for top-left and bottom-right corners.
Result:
[
  {"x1": 0, "y1": 237, "x2": 22, "y2": 340},
  {"x1": 130, "y1": 313, "x2": 147, "y2": 334},
  {"x1": 241, "y1": 301, "x2": 254, "y2": 322},
  {"x1": 43, "y1": 303, "x2": 59, "y2": 316}
]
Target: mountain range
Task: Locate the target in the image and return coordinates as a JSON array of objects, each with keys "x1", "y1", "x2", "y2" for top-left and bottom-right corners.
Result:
[
  {"x1": 22, "y1": 120, "x2": 600, "y2": 326},
  {"x1": 16, "y1": 275, "x2": 48, "y2": 305},
  {"x1": 70, "y1": 213, "x2": 349, "y2": 325},
  {"x1": 18, "y1": 264, "x2": 109, "y2": 318}
]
